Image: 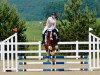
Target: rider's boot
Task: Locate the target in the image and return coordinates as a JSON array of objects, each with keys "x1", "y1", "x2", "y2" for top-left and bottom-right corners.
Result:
[
  {"x1": 53, "y1": 29, "x2": 59, "y2": 41},
  {"x1": 56, "y1": 32, "x2": 59, "y2": 41},
  {"x1": 41, "y1": 34, "x2": 45, "y2": 44}
]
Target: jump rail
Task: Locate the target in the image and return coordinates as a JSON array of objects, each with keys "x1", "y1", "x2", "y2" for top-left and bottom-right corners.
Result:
[{"x1": 1, "y1": 32, "x2": 100, "y2": 72}]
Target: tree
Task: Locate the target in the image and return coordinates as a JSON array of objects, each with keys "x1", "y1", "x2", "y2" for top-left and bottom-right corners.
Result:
[
  {"x1": 43, "y1": 0, "x2": 65, "y2": 19},
  {"x1": 58, "y1": 0, "x2": 97, "y2": 41},
  {"x1": 0, "y1": 0, "x2": 27, "y2": 42}
]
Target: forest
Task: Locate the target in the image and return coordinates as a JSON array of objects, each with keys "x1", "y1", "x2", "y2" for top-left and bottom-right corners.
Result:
[{"x1": 8, "y1": 0, "x2": 100, "y2": 21}]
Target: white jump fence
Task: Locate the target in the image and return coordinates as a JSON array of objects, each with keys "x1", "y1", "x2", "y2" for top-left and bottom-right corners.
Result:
[
  {"x1": 0, "y1": 32, "x2": 100, "y2": 72},
  {"x1": 0, "y1": 40, "x2": 90, "y2": 60}
]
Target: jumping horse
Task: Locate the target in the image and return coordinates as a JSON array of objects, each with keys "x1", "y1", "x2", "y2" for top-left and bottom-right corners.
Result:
[{"x1": 44, "y1": 29, "x2": 59, "y2": 65}]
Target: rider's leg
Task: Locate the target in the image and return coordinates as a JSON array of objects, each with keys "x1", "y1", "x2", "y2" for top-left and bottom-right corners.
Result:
[
  {"x1": 53, "y1": 28, "x2": 59, "y2": 38},
  {"x1": 42, "y1": 34, "x2": 45, "y2": 44},
  {"x1": 42, "y1": 26, "x2": 48, "y2": 44},
  {"x1": 54, "y1": 28, "x2": 59, "y2": 42}
]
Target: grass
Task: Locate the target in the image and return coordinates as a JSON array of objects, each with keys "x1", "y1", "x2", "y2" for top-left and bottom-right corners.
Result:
[
  {"x1": 24, "y1": 18, "x2": 100, "y2": 42},
  {"x1": 24, "y1": 20, "x2": 60, "y2": 42},
  {"x1": 23, "y1": 21, "x2": 45, "y2": 54},
  {"x1": 24, "y1": 21, "x2": 44, "y2": 42}
]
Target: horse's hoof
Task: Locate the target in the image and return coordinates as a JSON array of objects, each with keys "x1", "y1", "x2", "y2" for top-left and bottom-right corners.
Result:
[
  {"x1": 51, "y1": 51, "x2": 55, "y2": 56},
  {"x1": 56, "y1": 49, "x2": 60, "y2": 53},
  {"x1": 52, "y1": 62, "x2": 55, "y2": 65}
]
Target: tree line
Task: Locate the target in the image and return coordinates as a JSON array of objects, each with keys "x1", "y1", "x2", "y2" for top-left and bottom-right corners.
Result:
[
  {"x1": 0, "y1": 0, "x2": 100, "y2": 42},
  {"x1": 9, "y1": 0, "x2": 100, "y2": 20},
  {"x1": 58, "y1": 0, "x2": 100, "y2": 41},
  {"x1": 0, "y1": 0, "x2": 26, "y2": 42}
]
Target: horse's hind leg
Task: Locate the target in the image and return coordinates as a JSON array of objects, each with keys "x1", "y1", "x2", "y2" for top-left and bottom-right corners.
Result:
[
  {"x1": 48, "y1": 46, "x2": 55, "y2": 64},
  {"x1": 55, "y1": 45, "x2": 59, "y2": 55},
  {"x1": 46, "y1": 51, "x2": 51, "y2": 62},
  {"x1": 45, "y1": 45, "x2": 50, "y2": 62},
  {"x1": 50, "y1": 49, "x2": 56, "y2": 65},
  {"x1": 55, "y1": 45, "x2": 59, "y2": 51},
  {"x1": 52, "y1": 54, "x2": 55, "y2": 65}
]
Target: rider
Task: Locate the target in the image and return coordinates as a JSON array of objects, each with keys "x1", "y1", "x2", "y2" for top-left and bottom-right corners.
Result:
[{"x1": 42, "y1": 12, "x2": 59, "y2": 44}]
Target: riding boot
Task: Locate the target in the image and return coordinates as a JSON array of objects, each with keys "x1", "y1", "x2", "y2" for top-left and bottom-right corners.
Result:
[
  {"x1": 56, "y1": 32, "x2": 59, "y2": 42},
  {"x1": 42, "y1": 34, "x2": 45, "y2": 44},
  {"x1": 53, "y1": 29, "x2": 59, "y2": 41}
]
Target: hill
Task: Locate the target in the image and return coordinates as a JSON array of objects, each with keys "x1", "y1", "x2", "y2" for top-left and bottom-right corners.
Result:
[
  {"x1": 8, "y1": 0, "x2": 100, "y2": 21},
  {"x1": 8, "y1": 0, "x2": 66, "y2": 20}
]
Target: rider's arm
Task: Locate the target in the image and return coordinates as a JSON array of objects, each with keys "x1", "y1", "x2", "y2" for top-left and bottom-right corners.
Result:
[
  {"x1": 53, "y1": 20, "x2": 56, "y2": 29},
  {"x1": 46, "y1": 17, "x2": 50, "y2": 26}
]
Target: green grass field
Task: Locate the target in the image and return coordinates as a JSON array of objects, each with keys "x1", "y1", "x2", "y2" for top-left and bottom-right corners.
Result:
[
  {"x1": 24, "y1": 21, "x2": 44, "y2": 42},
  {"x1": 24, "y1": 18, "x2": 100, "y2": 42}
]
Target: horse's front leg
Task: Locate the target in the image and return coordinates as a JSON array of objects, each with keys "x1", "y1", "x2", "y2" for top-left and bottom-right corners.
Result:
[
  {"x1": 51, "y1": 53, "x2": 55, "y2": 65},
  {"x1": 44, "y1": 45, "x2": 50, "y2": 62},
  {"x1": 55, "y1": 45, "x2": 59, "y2": 53},
  {"x1": 46, "y1": 51, "x2": 51, "y2": 62},
  {"x1": 48, "y1": 46, "x2": 56, "y2": 65}
]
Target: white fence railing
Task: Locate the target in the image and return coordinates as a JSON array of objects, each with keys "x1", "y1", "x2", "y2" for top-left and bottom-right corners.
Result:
[
  {"x1": 16, "y1": 41, "x2": 89, "y2": 60},
  {"x1": 1, "y1": 33, "x2": 100, "y2": 61},
  {"x1": 0, "y1": 41, "x2": 90, "y2": 60},
  {"x1": 1, "y1": 33, "x2": 17, "y2": 72},
  {"x1": 0, "y1": 39, "x2": 92, "y2": 61},
  {"x1": 1, "y1": 32, "x2": 100, "y2": 71},
  {"x1": 0, "y1": 33, "x2": 17, "y2": 60}
]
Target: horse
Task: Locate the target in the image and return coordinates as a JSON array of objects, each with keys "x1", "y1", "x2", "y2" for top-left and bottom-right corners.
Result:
[{"x1": 44, "y1": 29, "x2": 59, "y2": 65}]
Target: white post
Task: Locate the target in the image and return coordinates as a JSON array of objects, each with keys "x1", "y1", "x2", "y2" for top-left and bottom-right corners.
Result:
[
  {"x1": 89, "y1": 33, "x2": 92, "y2": 71},
  {"x1": 2, "y1": 42, "x2": 5, "y2": 72},
  {"x1": 76, "y1": 41, "x2": 78, "y2": 59},
  {"x1": 15, "y1": 33, "x2": 18, "y2": 72},
  {"x1": 0, "y1": 43, "x2": 3, "y2": 60},
  {"x1": 38, "y1": 41, "x2": 41, "y2": 60},
  {"x1": 7, "y1": 41, "x2": 10, "y2": 69},
  {"x1": 97, "y1": 38, "x2": 99, "y2": 68},
  {"x1": 93, "y1": 36, "x2": 95, "y2": 68},
  {"x1": 0, "y1": 43, "x2": 2, "y2": 60},
  {"x1": 11, "y1": 38, "x2": 14, "y2": 70}
]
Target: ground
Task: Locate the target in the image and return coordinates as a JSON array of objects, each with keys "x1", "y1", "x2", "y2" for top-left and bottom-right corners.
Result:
[
  {"x1": 0, "y1": 59, "x2": 100, "y2": 75},
  {"x1": 1, "y1": 71, "x2": 100, "y2": 75}
]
